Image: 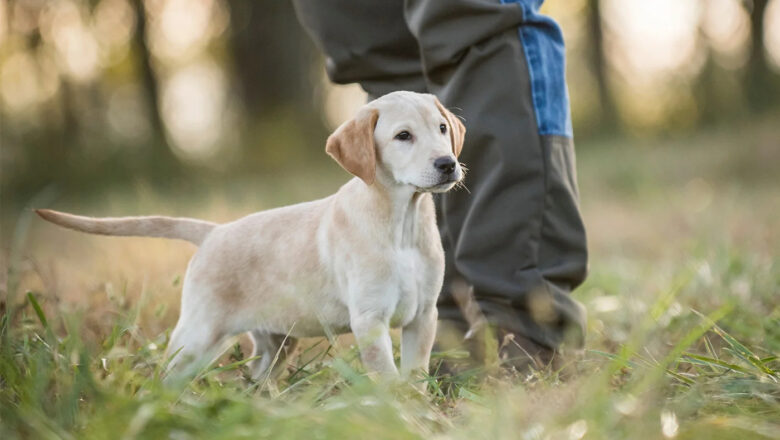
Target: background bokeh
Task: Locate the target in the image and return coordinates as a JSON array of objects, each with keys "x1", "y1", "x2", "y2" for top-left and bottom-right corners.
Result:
[
  {"x1": 1, "y1": 0, "x2": 779, "y2": 317},
  {"x1": 2, "y1": 0, "x2": 780, "y2": 214}
]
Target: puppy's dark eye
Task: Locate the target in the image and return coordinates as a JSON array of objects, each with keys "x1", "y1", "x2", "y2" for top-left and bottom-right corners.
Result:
[
  {"x1": 440, "y1": 124, "x2": 447, "y2": 134},
  {"x1": 395, "y1": 131, "x2": 412, "y2": 141}
]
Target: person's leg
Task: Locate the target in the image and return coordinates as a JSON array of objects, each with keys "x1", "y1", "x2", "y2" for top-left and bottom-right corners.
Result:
[
  {"x1": 292, "y1": 0, "x2": 426, "y2": 98},
  {"x1": 404, "y1": 0, "x2": 588, "y2": 353}
]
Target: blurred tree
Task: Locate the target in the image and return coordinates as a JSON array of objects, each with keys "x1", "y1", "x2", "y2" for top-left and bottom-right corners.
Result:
[
  {"x1": 585, "y1": 0, "x2": 619, "y2": 132},
  {"x1": 130, "y1": 0, "x2": 177, "y2": 164},
  {"x1": 745, "y1": 0, "x2": 779, "y2": 111},
  {"x1": 226, "y1": 0, "x2": 319, "y2": 119},
  {"x1": 694, "y1": 4, "x2": 735, "y2": 126}
]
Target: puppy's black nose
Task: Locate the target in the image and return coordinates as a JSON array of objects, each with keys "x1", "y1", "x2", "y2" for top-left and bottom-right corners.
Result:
[{"x1": 434, "y1": 157, "x2": 457, "y2": 174}]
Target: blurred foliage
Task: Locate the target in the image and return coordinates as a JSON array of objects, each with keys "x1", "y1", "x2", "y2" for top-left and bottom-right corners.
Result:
[{"x1": 1, "y1": 0, "x2": 780, "y2": 222}]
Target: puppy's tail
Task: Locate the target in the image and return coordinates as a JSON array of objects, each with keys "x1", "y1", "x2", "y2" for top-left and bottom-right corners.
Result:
[{"x1": 35, "y1": 209, "x2": 216, "y2": 246}]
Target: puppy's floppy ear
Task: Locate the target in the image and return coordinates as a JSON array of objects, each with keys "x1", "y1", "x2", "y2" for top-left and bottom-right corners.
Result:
[
  {"x1": 435, "y1": 97, "x2": 466, "y2": 157},
  {"x1": 326, "y1": 108, "x2": 380, "y2": 185}
]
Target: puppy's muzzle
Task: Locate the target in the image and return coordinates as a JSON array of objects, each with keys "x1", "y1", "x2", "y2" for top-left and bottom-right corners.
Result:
[{"x1": 433, "y1": 156, "x2": 461, "y2": 184}]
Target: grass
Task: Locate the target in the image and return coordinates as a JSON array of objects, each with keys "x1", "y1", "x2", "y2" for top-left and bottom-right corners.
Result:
[{"x1": 2, "y1": 121, "x2": 779, "y2": 439}]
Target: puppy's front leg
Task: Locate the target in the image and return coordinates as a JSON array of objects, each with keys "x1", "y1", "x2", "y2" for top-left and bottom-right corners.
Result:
[
  {"x1": 400, "y1": 306, "x2": 437, "y2": 378},
  {"x1": 350, "y1": 312, "x2": 398, "y2": 377}
]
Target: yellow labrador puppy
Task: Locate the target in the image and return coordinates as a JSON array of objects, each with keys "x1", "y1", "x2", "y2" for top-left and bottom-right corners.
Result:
[{"x1": 36, "y1": 91, "x2": 465, "y2": 383}]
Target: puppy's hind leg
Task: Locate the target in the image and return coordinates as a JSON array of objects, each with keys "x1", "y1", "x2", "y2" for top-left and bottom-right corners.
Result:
[
  {"x1": 248, "y1": 331, "x2": 298, "y2": 381},
  {"x1": 164, "y1": 316, "x2": 229, "y2": 385}
]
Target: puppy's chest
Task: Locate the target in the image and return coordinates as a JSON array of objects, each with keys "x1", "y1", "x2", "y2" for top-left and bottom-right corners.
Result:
[{"x1": 388, "y1": 247, "x2": 439, "y2": 327}]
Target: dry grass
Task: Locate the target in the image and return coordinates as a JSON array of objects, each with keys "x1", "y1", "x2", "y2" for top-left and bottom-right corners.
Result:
[{"x1": 2, "y1": 121, "x2": 778, "y2": 439}]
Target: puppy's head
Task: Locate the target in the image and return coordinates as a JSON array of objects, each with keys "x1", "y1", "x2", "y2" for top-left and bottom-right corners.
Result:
[{"x1": 326, "y1": 91, "x2": 465, "y2": 192}]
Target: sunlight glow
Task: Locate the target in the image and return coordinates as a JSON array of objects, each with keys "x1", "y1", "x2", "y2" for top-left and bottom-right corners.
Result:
[
  {"x1": 40, "y1": 0, "x2": 99, "y2": 82},
  {"x1": 148, "y1": 0, "x2": 228, "y2": 62},
  {"x1": 0, "y1": 1, "x2": 7, "y2": 42},
  {"x1": 93, "y1": 0, "x2": 136, "y2": 65},
  {"x1": 702, "y1": 0, "x2": 751, "y2": 69},
  {"x1": 161, "y1": 60, "x2": 228, "y2": 160},
  {"x1": 142, "y1": 0, "x2": 235, "y2": 162},
  {"x1": 1, "y1": 52, "x2": 39, "y2": 111},
  {"x1": 766, "y1": 0, "x2": 780, "y2": 71},
  {"x1": 602, "y1": 0, "x2": 702, "y2": 82},
  {"x1": 1, "y1": 49, "x2": 59, "y2": 112}
]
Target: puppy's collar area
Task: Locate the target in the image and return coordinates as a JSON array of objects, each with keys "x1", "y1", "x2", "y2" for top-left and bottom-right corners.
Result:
[
  {"x1": 376, "y1": 171, "x2": 458, "y2": 194},
  {"x1": 415, "y1": 184, "x2": 456, "y2": 194},
  {"x1": 415, "y1": 178, "x2": 460, "y2": 193}
]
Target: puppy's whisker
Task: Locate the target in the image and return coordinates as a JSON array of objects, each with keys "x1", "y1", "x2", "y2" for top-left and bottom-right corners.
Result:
[{"x1": 454, "y1": 180, "x2": 471, "y2": 194}]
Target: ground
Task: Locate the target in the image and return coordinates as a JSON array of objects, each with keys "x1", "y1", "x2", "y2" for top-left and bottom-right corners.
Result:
[{"x1": 1, "y1": 120, "x2": 778, "y2": 439}]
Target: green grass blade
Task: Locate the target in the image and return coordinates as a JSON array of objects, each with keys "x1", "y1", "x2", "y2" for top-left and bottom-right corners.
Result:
[
  {"x1": 682, "y1": 353, "x2": 752, "y2": 374},
  {"x1": 27, "y1": 291, "x2": 49, "y2": 331}
]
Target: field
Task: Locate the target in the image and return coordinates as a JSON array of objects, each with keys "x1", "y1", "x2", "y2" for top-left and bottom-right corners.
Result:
[{"x1": 2, "y1": 121, "x2": 778, "y2": 439}]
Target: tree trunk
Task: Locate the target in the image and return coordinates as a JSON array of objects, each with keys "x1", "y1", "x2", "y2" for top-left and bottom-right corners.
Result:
[
  {"x1": 130, "y1": 0, "x2": 176, "y2": 159},
  {"x1": 226, "y1": 0, "x2": 317, "y2": 118},
  {"x1": 745, "y1": 0, "x2": 778, "y2": 111},
  {"x1": 585, "y1": 0, "x2": 618, "y2": 131}
]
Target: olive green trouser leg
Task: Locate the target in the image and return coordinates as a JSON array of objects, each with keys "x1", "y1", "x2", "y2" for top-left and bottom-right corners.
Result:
[{"x1": 293, "y1": 0, "x2": 588, "y2": 350}]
